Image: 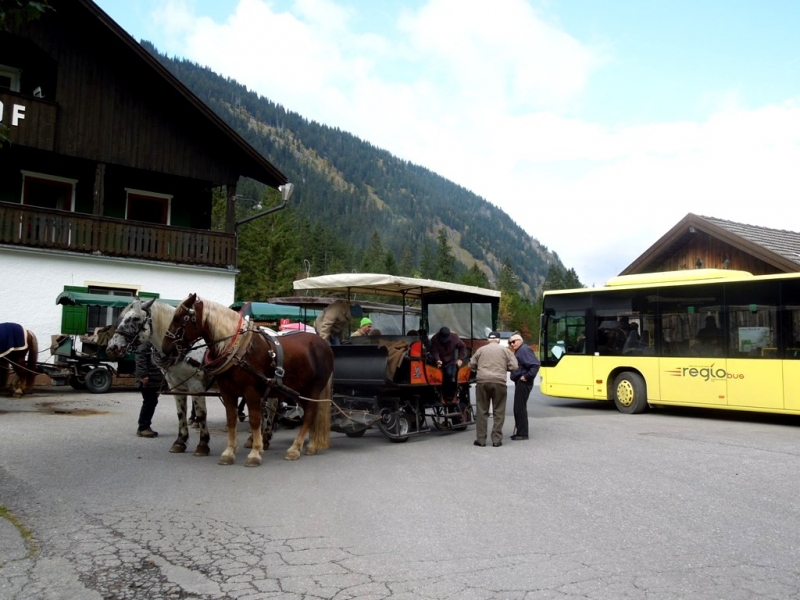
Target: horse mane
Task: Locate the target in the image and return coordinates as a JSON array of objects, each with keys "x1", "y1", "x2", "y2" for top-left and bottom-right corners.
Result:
[
  {"x1": 197, "y1": 296, "x2": 241, "y2": 355},
  {"x1": 147, "y1": 300, "x2": 176, "y2": 341}
]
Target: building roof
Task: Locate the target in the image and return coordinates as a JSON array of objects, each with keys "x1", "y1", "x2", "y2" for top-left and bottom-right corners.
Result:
[
  {"x1": 76, "y1": 0, "x2": 287, "y2": 188},
  {"x1": 620, "y1": 213, "x2": 800, "y2": 275}
]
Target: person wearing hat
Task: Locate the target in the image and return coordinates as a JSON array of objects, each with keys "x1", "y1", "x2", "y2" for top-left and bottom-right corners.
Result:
[
  {"x1": 351, "y1": 317, "x2": 373, "y2": 337},
  {"x1": 468, "y1": 331, "x2": 518, "y2": 447},
  {"x1": 430, "y1": 326, "x2": 468, "y2": 402},
  {"x1": 508, "y1": 333, "x2": 540, "y2": 440}
]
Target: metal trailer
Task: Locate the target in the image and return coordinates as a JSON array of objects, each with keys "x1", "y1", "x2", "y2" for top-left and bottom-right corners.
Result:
[{"x1": 288, "y1": 273, "x2": 502, "y2": 443}]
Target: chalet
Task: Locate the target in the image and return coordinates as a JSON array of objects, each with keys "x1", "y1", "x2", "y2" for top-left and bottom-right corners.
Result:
[
  {"x1": 0, "y1": 0, "x2": 289, "y2": 346},
  {"x1": 620, "y1": 213, "x2": 800, "y2": 276}
]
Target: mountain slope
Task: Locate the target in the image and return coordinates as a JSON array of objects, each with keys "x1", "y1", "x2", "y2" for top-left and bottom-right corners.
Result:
[{"x1": 146, "y1": 44, "x2": 567, "y2": 296}]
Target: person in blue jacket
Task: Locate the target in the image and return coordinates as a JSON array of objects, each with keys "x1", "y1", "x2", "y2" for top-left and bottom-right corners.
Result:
[{"x1": 508, "y1": 333, "x2": 540, "y2": 441}]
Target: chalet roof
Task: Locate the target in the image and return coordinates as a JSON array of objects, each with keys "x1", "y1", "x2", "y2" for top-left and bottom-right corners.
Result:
[
  {"x1": 77, "y1": 0, "x2": 287, "y2": 188},
  {"x1": 620, "y1": 213, "x2": 800, "y2": 275}
]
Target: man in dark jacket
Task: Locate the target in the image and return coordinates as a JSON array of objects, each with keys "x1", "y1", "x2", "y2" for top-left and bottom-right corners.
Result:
[
  {"x1": 508, "y1": 334, "x2": 540, "y2": 440},
  {"x1": 430, "y1": 327, "x2": 468, "y2": 402},
  {"x1": 135, "y1": 341, "x2": 163, "y2": 438}
]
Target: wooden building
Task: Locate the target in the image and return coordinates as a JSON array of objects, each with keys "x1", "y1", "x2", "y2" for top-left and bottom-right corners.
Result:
[
  {"x1": 0, "y1": 0, "x2": 289, "y2": 346},
  {"x1": 620, "y1": 213, "x2": 800, "y2": 276}
]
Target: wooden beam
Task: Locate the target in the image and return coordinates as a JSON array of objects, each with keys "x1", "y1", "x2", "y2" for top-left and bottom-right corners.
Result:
[{"x1": 93, "y1": 163, "x2": 105, "y2": 215}]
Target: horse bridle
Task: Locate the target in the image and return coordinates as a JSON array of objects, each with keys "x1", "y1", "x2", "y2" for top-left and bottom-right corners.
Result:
[
  {"x1": 163, "y1": 307, "x2": 199, "y2": 360},
  {"x1": 115, "y1": 309, "x2": 154, "y2": 355}
]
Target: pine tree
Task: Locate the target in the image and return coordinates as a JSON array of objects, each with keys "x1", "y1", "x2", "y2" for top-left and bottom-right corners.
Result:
[
  {"x1": 460, "y1": 264, "x2": 490, "y2": 288},
  {"x1": 383, "y1": 249, "x2": 398, "y2": 275},
  {"x1": 435, "y1": 228, "x2": 456, "y2": 282},
  {"x1": 419, "y1": 241, "x2": 436, "y2": 279},
  {"x1": 398, "y1": 244, "x2": 415, "y2": 276},
  {"x1": 360, "y1": 232, "x2": 385, "y2": 272}
]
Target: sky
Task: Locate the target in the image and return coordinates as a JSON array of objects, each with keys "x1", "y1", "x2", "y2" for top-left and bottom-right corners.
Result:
[{"x1": 95, "y1": 0, "x2": 800, "y2": 287}]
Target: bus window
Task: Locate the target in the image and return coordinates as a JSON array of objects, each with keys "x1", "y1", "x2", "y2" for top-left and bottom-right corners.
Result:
[
  {"x1": 727, "y1": 280, "x2": 779, "y2": 358},
  {"x1": 657, "y1": 284, "x2": 723, "y2": 357},
  {"x1": 543, "y1": 310, "x2": 585, "y2": 363}
]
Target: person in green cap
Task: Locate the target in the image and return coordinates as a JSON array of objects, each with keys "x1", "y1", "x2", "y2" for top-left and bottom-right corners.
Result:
[{"x1": 352, "y1": 317, "x2": 373, "y2": 337}]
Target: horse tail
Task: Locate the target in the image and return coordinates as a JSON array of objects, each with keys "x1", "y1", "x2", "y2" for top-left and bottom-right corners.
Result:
[
  {"x1": 311, "y1": 374, "x2": 333, "y2": 451},
  {"x1": 25, "y1": 329, "x2": 39, "y2": 390}
]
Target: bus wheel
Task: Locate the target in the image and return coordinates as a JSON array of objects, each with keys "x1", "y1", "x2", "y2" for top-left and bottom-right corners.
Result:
[{"x1": 613, "y1": 372, "x2": 648, "y2": 414}]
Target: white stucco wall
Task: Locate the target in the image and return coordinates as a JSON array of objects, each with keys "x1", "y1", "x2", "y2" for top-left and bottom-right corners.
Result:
[{"x1": 0, "y1": 246, "x2": 236, "y2": 359}]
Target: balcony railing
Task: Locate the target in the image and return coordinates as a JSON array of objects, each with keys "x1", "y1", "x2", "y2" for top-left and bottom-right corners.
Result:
[{"x1": 0, "y1": 202, "x2": 235, "y2": 268}]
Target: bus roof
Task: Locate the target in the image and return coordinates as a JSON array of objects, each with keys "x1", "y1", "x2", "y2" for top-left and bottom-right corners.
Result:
[
  {"x1": 543, "y1": 269, "x2": 770, "y2": 297},
  {"x1": 293, "y1": 273, "x2": 501, "y2": 300},
  {"x1": 605, "y1": 269, "x2": 753, "y2": 287}
]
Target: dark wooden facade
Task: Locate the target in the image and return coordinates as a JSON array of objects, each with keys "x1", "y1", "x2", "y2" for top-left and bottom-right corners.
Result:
[
  {"x1": 0, "y1": 0, "x2": 287, "y2": 269},
  {"x1": 621, "y1": 214, "x2": 800, "y2": 277}
]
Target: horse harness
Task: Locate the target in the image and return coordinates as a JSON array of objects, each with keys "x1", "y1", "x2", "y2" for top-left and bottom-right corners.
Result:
[{"x1": 201, "y1": 319, "x2": 301, "y2": 403}]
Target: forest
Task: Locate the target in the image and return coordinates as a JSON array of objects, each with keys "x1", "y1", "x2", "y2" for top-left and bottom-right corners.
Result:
[{"x1": 147, "y1": 43, "x2": 584, "y2": 338}]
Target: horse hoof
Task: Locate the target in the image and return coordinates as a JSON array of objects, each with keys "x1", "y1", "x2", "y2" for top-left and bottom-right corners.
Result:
[
  {"x1": 170, "y1": 443, "x2": 187, "y2": 453},
  {"x1": 218, "y1": 456, "x2": 235, "y2": 465},
  {"x1": 244, "y1": 438, "x2": 253, "y2": 449},
  {"x1": 245, "y1": 457, "x2": 262, "y2": 467},
  {"x1": 305, "y1": 446, "x2": 317, "y2": 456},
  {"x1": 193, "y1": 445, "x2": 210, "y2": 457},
  {"x1": 284, "y1": 450, "x2": 300, "y2": 461}
]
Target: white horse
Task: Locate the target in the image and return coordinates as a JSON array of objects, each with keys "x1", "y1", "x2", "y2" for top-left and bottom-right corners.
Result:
[{"x1": 105, "y1": 298, "x2": 213, "y2": 456}]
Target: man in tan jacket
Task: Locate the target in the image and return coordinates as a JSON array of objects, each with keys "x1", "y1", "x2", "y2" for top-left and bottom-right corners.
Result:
[
  {"x1": 314, "y1": 299, "x2": 352, "y2": 345},
  {"x1": 468, "y1": 331, "x2": 518, "y2": 447}
]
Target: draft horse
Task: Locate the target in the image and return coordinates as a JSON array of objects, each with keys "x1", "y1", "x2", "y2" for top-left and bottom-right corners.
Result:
[
  {"x1": 161, "y1": 293, "x2": 334, "y2": 467},
  {"x1": 0, "y1": 322, "x2": 39, "y2": 397},
  {"x1": 105, "y1": 298, "x2": 213, "y2": 456}
]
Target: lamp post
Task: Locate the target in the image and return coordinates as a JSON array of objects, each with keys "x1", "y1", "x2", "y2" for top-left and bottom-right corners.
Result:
[{"x1": 233, "y1": 183, "x2": 294, "y2": 267}]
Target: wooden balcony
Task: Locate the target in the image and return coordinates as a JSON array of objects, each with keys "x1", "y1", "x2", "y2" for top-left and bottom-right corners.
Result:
[{"x1": 0, "y1": 202, "x2": 235, "y2": 268}]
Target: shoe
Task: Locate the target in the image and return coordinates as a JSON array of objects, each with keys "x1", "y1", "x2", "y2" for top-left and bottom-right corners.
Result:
[
  {"x1": 137, "y1": 429, "x2": 158, "y2": 438},
  {"x1": 492, "y1": 441, "x2": 502, "y2": 447},
  {"x1": 511, "y1": 435, "x2": 529, "y2": 440},
  {"x1": 473, "y1": 440, "x2": 486, "y2": 447}
]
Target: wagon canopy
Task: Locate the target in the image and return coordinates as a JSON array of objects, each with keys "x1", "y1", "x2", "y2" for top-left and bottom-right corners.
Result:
[
  {"x1": 55, "y1": 291, "x2": 182, "y2": 308},
  {"x1": 293, "y1": 273, "x2": 501, "y2": 301},
  {"x1": 293, "y1": 273, "x2": 500, "y2": 340}
]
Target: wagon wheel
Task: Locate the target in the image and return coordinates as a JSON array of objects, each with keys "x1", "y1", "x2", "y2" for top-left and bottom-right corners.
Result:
[
  {"x1": 85, "y1": 367, "x2": 112, "y2": 394},
  {"x1": 376, "y1": 409, "x2": 411, "y2": 443}
]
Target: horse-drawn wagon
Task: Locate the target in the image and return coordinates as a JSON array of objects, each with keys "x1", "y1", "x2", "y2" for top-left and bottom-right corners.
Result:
[{"x1": 292, "y1": 273, "x2": 502, "y2": 442}]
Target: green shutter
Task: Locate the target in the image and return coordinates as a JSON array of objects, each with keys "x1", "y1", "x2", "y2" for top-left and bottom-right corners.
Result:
[{"x1": 60, "y1": 286, "x2": 88, "y2": 334}]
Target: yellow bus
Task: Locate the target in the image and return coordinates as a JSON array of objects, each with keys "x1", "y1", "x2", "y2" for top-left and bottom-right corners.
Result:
[{"x1": 539, "y1": 269, "x2": 800, "y2": 414}]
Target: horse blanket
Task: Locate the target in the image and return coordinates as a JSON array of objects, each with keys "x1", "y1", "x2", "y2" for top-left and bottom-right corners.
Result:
[{"x1": 0, "y1": 323, "x2": 27, "y2": 358}]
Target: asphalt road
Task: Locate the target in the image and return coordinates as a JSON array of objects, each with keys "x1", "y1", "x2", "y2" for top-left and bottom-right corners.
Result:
[{"x1": 2, "y1": 382, "x2": 800, "y2": 599}]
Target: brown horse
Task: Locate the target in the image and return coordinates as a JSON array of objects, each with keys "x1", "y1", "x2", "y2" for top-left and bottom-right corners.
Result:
[
  {"x1": 161, "y1": 294, "x2": 334, "y2": 467},
  {"x1": 0, "y1": 323, "x2": 39, "y2": 397}
]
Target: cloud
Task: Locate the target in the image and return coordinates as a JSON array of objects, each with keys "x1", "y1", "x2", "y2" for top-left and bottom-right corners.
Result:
[{"x1": 148, "y1": 0, "x2": 800, "y2": 288}]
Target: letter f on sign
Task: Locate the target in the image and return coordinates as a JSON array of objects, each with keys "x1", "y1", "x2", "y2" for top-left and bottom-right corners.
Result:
[{"x1": 12, "y1": 104, "x2": 25, "y2": 126}]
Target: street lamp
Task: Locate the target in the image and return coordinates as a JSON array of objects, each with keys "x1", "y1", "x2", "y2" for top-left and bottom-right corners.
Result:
[
  {"x1": 234, "y1": 183, "x2": 294, "y2": 228},
  {"x1": 233, "y1": 183, "x2": 294, "y2": 267}
]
